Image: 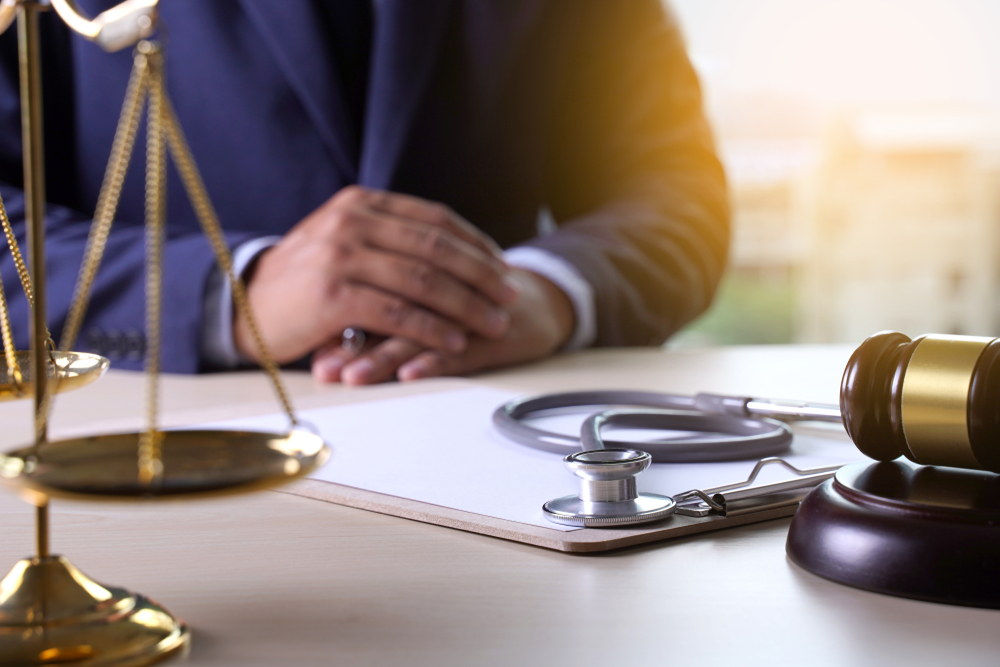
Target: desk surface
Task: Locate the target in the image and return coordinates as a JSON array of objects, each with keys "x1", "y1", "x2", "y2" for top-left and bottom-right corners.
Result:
[{"x1": 1, "y1": 346, "x2": 997, "y2": 666}]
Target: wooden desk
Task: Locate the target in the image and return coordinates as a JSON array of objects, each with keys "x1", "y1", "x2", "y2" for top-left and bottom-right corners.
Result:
[{"x1": 1, "y1": 346, "x2": 997, "y2": 666}]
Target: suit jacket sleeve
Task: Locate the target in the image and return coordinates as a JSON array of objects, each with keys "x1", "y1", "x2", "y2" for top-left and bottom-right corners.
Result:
[
  {"x1": 0, "y1": 22, "x2": 255, "y2": 374},
  {"x1": 0, "y1": 185, "x2": 256, "y2": 374},
  {"x1": 526, "y1": 0, "x2": 729, "y2": 346}
]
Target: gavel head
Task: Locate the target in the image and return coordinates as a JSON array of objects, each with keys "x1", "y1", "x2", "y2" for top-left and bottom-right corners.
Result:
[{"x1": 841, "y1": 331, "x2": 1000, "y2": 473}]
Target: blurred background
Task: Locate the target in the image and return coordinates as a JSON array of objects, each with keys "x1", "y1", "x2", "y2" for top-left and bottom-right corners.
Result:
[{"x1": 669, "y1": 0, "x2": 1000, "y2": 347}]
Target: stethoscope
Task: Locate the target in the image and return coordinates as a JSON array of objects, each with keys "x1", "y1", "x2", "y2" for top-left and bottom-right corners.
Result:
[
  {"x1": 491, "y1": 390, "x2": 844, "y2": 527},
  {"x1": 492, "y1": 390, "x2": 842, "y2": 462}
]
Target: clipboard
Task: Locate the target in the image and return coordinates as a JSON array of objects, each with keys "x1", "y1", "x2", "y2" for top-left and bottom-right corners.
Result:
[
  {"x1": 279, "y1": 479, "x2": 804, "y2": 552},
  {"x1": 203, "y1": 385, "x2": 860, "y2": 553}
]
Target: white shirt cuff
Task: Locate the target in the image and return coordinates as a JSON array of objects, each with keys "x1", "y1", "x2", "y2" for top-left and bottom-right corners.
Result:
[
  {"x1": 201, "y1": 236, "x2": 282, "y2": 369},
  {"x1": 503, "y1": 246, "x2": 596, "y2": 351}
]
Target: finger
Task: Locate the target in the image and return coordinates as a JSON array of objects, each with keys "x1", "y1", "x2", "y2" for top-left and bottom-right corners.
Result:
[
  {"x1": 349, "y1": 246, "x2": 510, "y2": 338},
  {"x1": 340, "y1": 337, "x2": 425, "y2": 386},
  {"x1": 358, "y1": 187, "x2": 504, "y2": 259},
  {"x1": 311, "y1": 333, "x2": 384, "y2": 383},
  {"x1": 397, "y1": 345, "x2": 488, "y2": 382},
  {"x1": 337, "y1": 283, "x2": 469, "y2": 354},
  {"x1": 311, "y1": 346, "x2": 354, "y2": 383},
  {"x1": 397, "y1": 350, "x2": 453, "y2": 381},
  {"x1": 362, "y1": 214, "x2": 518, "y2": 305}
]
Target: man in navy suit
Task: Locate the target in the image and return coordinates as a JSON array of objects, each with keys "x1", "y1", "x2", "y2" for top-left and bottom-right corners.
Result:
[{"x1": 0, "y1": 0, "x2": 728, "y2": 384}]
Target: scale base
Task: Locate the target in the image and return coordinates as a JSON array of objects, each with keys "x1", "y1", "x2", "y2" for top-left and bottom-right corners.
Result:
[
  {"x1": 0, "y1": 555, "x2": 188, "y2": 666},
  {"x1": 787, "y1": 461, "x2": 1000, "y2": 609}
]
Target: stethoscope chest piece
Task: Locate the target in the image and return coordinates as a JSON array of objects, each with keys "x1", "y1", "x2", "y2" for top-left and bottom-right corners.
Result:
[{"x1": 542, "y1": 449, "x2": 676, "y2": 527}]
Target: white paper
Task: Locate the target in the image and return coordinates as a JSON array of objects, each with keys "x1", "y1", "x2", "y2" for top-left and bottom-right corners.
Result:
[{"x1": 200, "y1": 387, "x2": 865, "y2": 532}]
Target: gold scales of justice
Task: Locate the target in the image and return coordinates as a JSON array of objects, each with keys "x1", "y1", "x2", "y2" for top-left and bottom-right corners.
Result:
[{"x1": 0, "y1": 1, "x2": 331, "y2": 664}]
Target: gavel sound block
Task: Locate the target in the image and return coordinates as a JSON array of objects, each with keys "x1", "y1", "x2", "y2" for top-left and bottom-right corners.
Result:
[{"x1": 787, "y1": 332, "x2": 1000, "y2": 609}]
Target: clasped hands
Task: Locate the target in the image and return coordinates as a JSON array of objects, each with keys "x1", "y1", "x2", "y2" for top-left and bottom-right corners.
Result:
[{"x1": 234, "y1": 186, "x2": 575, "y2": 385}]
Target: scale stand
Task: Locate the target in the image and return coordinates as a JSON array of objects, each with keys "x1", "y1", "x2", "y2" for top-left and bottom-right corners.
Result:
[
  {"x1": 0, "y1": 2, "x2": 329, "y2": 664},
  {"x1": 0, "y1": 3, "x2": 187, "y2": 665}
]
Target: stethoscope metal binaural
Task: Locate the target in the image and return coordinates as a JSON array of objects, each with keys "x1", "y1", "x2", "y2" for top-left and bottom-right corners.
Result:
[{"x1": 491, "y1": 390, "x2": 845, "y2": 527}]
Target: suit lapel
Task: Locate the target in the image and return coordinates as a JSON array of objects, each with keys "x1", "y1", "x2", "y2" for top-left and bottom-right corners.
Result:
[
  {"x1": 359, "y1": 0, "x2": 454, "y2": 189},
  {"x1": 237, "y1": 0, "x2": 359, "y2": 180}
]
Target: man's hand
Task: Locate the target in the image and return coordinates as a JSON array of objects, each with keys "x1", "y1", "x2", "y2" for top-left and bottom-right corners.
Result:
[
  {"x1": 311, "y1": 268, "x2": 575, "y2": 384},
  {"x1": 234, "y1": 186, "x2": 519, "y2": 363}
]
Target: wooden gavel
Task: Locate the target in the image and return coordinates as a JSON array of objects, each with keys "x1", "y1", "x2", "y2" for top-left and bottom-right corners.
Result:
[{"x1": 841, "y1": 331, "x2": 1000, "y2": 474}]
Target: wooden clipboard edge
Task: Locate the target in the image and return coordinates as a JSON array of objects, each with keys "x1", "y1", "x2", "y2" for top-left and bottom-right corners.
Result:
[{"x1": 278, "y1": 478, "x2": 797, "y2": 553}]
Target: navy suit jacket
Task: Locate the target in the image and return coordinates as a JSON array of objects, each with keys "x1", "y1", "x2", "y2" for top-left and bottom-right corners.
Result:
[{"x1": 0, "y1": 0, "x2": 728, "y2": 373}]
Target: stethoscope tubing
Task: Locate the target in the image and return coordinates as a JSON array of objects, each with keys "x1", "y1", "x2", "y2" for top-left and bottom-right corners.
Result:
[{"x1": 493, "y1": 390, "x2": 796, "y2": 463}]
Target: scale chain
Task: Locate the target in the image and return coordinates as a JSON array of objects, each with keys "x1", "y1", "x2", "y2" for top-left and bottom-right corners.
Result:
[
  {"x1": 138, "y1": 48, "x2": 166, "y2": 486},
  {"x1": 0, "y1": 195, "x2": 23, "y2": 390},
  {"x1": 22, "y1": 41, "x2": 147, "y2": 444},
  {"x1": 0, "y1": 269, "x2": 21, "y2": 390},
  {"x1": 0, "y1": 195, "x2": 36, "y2": 309},
  {"x1": 51, "y1": 41, "x2": 301, "y2": 487},
  {"x1": 0, "y1": 177, "x2": 62, "y2": 401},
  {"x1": 60, "y1": 51, "x2": 148, "y2": 353},
  {"x1": 160, "y1": 75, "x2": 299, "y2": 426},
  {"x1": 0, "y1": 194, "x2": 56, "y2": 351}
]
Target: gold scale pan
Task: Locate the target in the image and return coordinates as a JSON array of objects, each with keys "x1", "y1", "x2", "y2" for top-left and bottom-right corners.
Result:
[
  {"x1": 0, "y1": 170, "x2": 109, "y2": 401},
  {"x1": 0, "y1": 2, "x2": 330, "y2": 665},
  {"x1": 0, "y1": 351, "x2": 108, "y2": 400}
]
